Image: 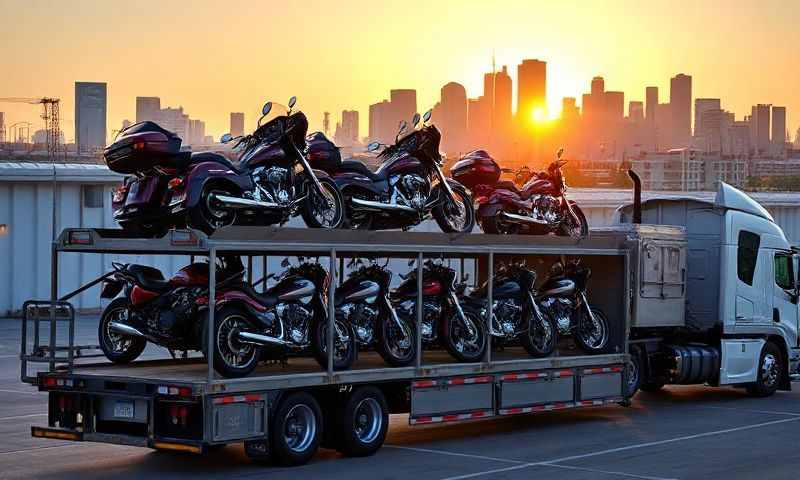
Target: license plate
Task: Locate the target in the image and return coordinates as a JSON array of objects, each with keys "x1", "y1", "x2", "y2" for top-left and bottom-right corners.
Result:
[{"x1": 113, "y1": 401, "x2": 134, "y2": 419}]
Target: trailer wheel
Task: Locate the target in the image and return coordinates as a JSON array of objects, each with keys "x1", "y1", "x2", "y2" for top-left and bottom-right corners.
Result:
[
  {"x1": 747, "y1": 341, "x2": 782, "y2": 398},
  {"x1": 335, "y1": 386, "x2": 389, "y2": 457},
  {"x1": 270, "y1": 392, "x2": 323, "y2": 466},
  {"x1": 625, "y1": 349, "x2": 642, "y2": 398}
]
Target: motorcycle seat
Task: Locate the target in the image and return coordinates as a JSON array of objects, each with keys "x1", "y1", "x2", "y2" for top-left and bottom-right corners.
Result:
[
  {"x1": 338, "y1": 160, "x2": 386, "y2": 181},
  {"x1": 188, "y1": 152, "x2": 242, "y2": 173},
  {"x1": 125, "y1": 264, "x2": 172, "y2": 292},
  {"x1": 240, "y1": 282, "x2": 279, "y2": 308}
]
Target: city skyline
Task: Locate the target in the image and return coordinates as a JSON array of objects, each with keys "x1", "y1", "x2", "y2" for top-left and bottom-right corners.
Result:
[{"x1": 1, "y1": 0, "x2": 798, "y2": 142}]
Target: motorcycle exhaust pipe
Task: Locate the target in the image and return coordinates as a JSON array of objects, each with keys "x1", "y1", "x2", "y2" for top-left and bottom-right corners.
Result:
[
  {"x1": 108, "y1": 322, "x2": 146, "y2": 338},
  {"x1": 500, "y1": 211, "x2": 549, "y2": 225},
  {"x1": 351, "y1": 197, "x2": 417, "y2": 214},
  {"x1": 209, "y1": 193, "x2": 281, "y2": 210},
  {"x1": 237, "y1": 331, "x2": 288, "y2": 347}
]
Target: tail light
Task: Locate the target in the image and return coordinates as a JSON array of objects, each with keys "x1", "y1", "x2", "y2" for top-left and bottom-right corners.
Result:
[
  {"x1": 112, "y1": 184, "x2": 128, "y2": 203},
  {"x1": 67, "y1": 230, "x2": 93, "y2": 245},
  {"x1": 167, "y1": 177, "x2": 184, "y2": 190},
  {"x1": 132, "y1": 141, "x2": 146, "y2": 151}
]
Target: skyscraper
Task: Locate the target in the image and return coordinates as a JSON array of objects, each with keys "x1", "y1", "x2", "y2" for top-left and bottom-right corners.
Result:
[
  {"x1": 337, "y1": 110, "x2": 359, "y2": 145},
  {"x1": 517, "y1": 59, "x2": 546, "y2": 120},
  {"x1": 484, "y1": 65, "x2": 512, "y2": 132},
  {"x1": 645, "y1": 86, "x2": 658, "y2": 125},
  {"x1": 136, "y1": 96, "x2": 161, "y2": 124},
  {"x1": 230, "y1": 112, "x2": 245, "y2": 138},
  {"x1": 604, "y1": 91, "x2": 625, "y2": 121},
  {"x1": 75, "y1": 82, "x2": 107, "y2": 153},
  {"x1": 439, "y1": 82, "x2": 468, "y2": 155},
  {"x1": 694, "y1": 98, "x2": 720, "y2": 137},
  {"x1": 562, "y1": 97, "x2": 579, "y2": 121},
  {"x1": 669, "y1": 74, "x2": 692, "y2": 147},
  {"x1": 188, "y1": 119, "x2": 205, "y2": 145},
  {"x1": 591, "y1": 76, "x2": 605, "y2": 97},
  {"x1": 751, "y1": 104, "x2": 771, "y2": 155},
  {"x1": 369, "y1": 99, "x2": 393, "y2": 144},
  {"x1": 629, "y1": 101, "x2": 644, "y2": 122},
  {"x1": 771, "y1": 106, "x2": 786, "y2": 155},
  {"x1": 390, "y1": 89, "x2": 417, "y2": 126}
]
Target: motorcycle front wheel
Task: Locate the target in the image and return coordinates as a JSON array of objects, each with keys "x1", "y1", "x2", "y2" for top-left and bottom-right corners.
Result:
[
  {"x1": 302, "y1": 178, "x2": 345, "y2": 229},
  {"x1": 442, "y1": 308, "x2": 486, "y2": 363},
  {"x1": 433, "y1": 185, "x2": 475, "y2": 234},
  {"x1": 376, "y1": 310, "x2": 416, "y2": 367},
  {"x1": 312, "y1": 316, "x2": 356, "y2": 370},
  {"x1": 574, "y1": 305, "x2": 611, "y2": 354},
  {"x1": 520, "y1": 307, "x2": 557, "y2": 358},
  {"x1": 559, "y1": 202, "x2": 589, "y2": 239}
]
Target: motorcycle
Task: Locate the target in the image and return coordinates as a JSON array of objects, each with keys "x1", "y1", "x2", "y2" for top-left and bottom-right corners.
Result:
[
  {"x1": 97, "y1": 256, "x2": 245, "y2": 365},
  {"x1": 200, "y1": 257, "x2": 356, "y2": 377},
  {"x1": 536, "y1": 259, "x2": 611, "y2": 353},
  {"x1": 461, "y1": 262, "x2": 556, "y2": 357},
  {"x1": 391, "y1": 258, "x2": 486, "y2": 364},
  {"x1": 106, "y1": 97, "x2": 345, "y2": 236},
  {"x1": 450, "y1": 148, "x2": 588, "y2": 237},
  {"x1": 325, "y1": 110, "x2": 475, "y2": 232},
  {"x1": 336, "y1": 258, "x2": 414, "y2": 367}
]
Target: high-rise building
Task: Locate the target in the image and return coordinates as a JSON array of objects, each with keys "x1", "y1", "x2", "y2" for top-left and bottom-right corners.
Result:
[
  {"x1": 771, "y1": 106, "x2": 786, "y2": 155},
  {"x1": 467, "y1": 96, "x2": 490, "y2": 150},
  {"x1": 439, "y1": 82, "x2": 468, "y2": 155},
  {"x1": 188, "y1": 119, "x2": 205, "y2": 145},
  {"x1": 484, "y1": 65, "x2": 512, "y2": 132},
  {"x1": 591, "y1": 76, "x2": 605, "y2": 97},
  {"x1": 629, "y1": 101, "x2": 644, "y2": 122},
  {"x1": 645, "y1": 87, "x2": 658, "y2": 125},
  {"x1": 669, "y1": 74, "x2": 692, "y2": 148},
  {"x1": 136, "y1": 97, "x2": 161, "y2": 124},
  {"x1": 75, "y1": 82, "x2": 107, "y2": 153},
  {"x1": 335, "y1": 110, "x2": 359, "y2": 145},
  {"x1": 390, "y1": 89, "x2": 417, "y2": 126},
  {"x1": 605, "y1": 91, "x2": 625, "y2": 121},
  {"x1": 368, "y1": 90, "x2": 417, "y2": 145},
  {"x1": 697, "y1": 108, "x2": 725, "y2": 153},
  {"x1": 655, "y1": 103, "x2": 673, "y2": 151},
  {"x1": 159, "y1": 106, "x2": 189, "y2": 140},
  {"x1": 517, "y1": 59, "x2": 546, "y2": 120},
  {"x1": 368, "y1": 99, "x2": 393, "y2": 144},
  {"x1": 751, "y1": 104, "x2": 771, "y2": 155},
  {"x1": 562, "y1": 97, "x2": 580, "y2": 121},
  {"x1": 694, "y1": 98, "x2": 720, "y2": 136},
  {"x1": 230, "y1": 112, "x2": 244, "y2": 138}
]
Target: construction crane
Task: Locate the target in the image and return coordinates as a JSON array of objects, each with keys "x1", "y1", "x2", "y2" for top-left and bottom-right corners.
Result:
[{"x1": 0, "y1": 97, "x2": 60, "y2": 159}]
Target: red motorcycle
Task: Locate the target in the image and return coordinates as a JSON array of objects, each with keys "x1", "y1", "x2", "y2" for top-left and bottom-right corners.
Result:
[{"x1": 450, "y1": 148, "x2": 588, "y2": 237}]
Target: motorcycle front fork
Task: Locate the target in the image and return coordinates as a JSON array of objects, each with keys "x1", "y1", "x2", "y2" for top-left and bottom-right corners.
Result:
[{"x1": 450, "y1": 292, "x2": 477, "y2": 338}]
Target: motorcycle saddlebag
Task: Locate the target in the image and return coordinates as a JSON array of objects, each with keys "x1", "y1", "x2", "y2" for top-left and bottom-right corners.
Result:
[
  {"x1": 306, "y1": 131, "x2": 341, "y2": 172},
  {"x1": 449, "y1": 150, "x2": 501, "y2": 190},
  {"x1": 103, "y1": 121, "x2": 184, "y2": 174}
]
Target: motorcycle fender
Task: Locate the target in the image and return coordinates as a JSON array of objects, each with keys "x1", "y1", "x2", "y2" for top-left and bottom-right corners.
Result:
[
  {"x1": 429, "y1": 178, "x2": 469, "y2": 207},
  {"x1": 184, "y1": 162, "x2": 253, "y2": 209},
  {"x1": 333, "y1": 172, "x2": 385, "y2": 195},
  {"x1": 198, "y1": 290, "x2": 268, "y2": 312},
  {"x1": 100, "y1": 279, "x2": 124, "y2": 299}
]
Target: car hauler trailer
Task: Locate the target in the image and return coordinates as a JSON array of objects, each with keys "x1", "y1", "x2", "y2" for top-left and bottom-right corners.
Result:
[{"x1": 22, "y1": 226, "x2": 634, "y2": 465}]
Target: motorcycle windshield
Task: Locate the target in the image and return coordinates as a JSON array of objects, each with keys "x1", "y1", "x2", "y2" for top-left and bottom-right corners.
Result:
[{"x1": 260, "y1": 103, "x2": 290, "y2": 125}]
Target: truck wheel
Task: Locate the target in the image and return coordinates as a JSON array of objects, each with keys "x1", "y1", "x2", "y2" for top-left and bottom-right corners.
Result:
[
  {"x1": 99, "y1": 298, "x2": 146, "y2": 364},
  {"x1": 625, "y1": 349, "x2": 642, "y2": 397},
  {"x1": 270, "y1": 392, "x2": 323, "y2": 466},
  {"x1": 335, "y1": 387, "x2": 389, "y2": 457},
  {"x1": 747, "y1": 342, "x2": 782, "y2": 398}
]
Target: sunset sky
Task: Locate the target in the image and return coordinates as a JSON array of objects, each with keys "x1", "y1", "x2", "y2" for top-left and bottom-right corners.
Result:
[{"x1": 1, "y1": 0, "x2": 798, "y2": 142}]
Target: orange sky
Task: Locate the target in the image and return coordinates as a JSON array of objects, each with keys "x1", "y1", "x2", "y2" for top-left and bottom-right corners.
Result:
[{"x1": 1, "y1": 0, "x2": 798, "y2": 142}]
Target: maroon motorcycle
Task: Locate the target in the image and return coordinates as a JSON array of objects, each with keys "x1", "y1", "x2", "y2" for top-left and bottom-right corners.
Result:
[
  {"x1": 105, "y1": 97, "x2": 344, "y2": 237},
  {"x1": 450, "y1": 148, "x2": 588, "y2": 237}
]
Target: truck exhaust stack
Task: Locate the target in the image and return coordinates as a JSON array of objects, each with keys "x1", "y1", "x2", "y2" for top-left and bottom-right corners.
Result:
[{"x1": 628, "y1": 169, "x2": 642, "y2": 224}]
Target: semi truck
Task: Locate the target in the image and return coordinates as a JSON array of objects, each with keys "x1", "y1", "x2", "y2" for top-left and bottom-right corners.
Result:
[{"x1": 20, "y1": 181, "x2": 799, "y2": 466}]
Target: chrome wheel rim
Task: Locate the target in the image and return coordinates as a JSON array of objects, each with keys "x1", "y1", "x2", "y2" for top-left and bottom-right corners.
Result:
[
  {"x1": 579, "y1": 310, "x2": 608, "y2": 350},
  {"x1": 312, "y1": 183, "x2": 340, "y2": 228},
  {"x1": 445, "y1": 191, "x2": 470, "y2": 232},
  {"x1": 318, "y1": 320, "x2": 351, "y2": 362},
  {"x1": 530, "y1": 312, "x2": 553, "y2": 352},
  {"x1": 216, "y1": 314, "x2": 257, "y2": 368},
  {"x1": 353, "y1": 398, "x2": 382, "y2": 444},
  {"x1": 104, "y1": 307, "x2": 133, "y2": 353},
  {"x1": 386, "y1": 316, "x2": 414, "y2": 360},
  {"x1": 450, "y1": 312, "x2": 483, "y2": 356},
  {"x1": 284, "y1": 404, "x2": 316, "y2": 452},
  {"x1": 762, "y1": 353, "x2": 779, "y2": 388}
]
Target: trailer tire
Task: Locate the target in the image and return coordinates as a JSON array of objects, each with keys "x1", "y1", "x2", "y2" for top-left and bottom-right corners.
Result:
[
  {"x1": 625, "y1": 349, "x2": 642, "y2": 398},
  {"x1": 335, "y1": 386, "x2": 389, "y2": 457},
  {"x1": 747, "y1": 341, "x2": 782, "y2": 398},
  {"x1": 270, "y1": 392, "x2": 323, "y2": 466}
]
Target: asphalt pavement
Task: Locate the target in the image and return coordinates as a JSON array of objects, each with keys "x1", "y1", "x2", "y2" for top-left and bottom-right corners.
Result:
[{"x1": 1, "y1": 315, "x2": 798, "y2": 480}]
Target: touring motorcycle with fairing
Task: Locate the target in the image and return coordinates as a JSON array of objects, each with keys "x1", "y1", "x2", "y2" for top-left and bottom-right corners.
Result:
[
  {"x1": 324, "y1": 111, "x2": 475, "y2": 232},
  {"x1": 450, "y1": 148, "x2": 588, "y2": 237},
  {"x1": 460, "y1": 262, "x2": 556, "y2": 357},
  {"x1": 390, "y1": 258, "x2": 486, "y2": 364},
  {"x1": 536, "y1": 259, "x2": 611, "y2": 353},
  {"x1": 106, "y1": 97, "x2": 344, "y2": 236}
]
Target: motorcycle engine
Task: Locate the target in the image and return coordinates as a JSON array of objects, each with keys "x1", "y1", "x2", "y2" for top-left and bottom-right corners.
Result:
[
  {"x1": 339, "y1": 302, "x2": 378, "y2": 344},
  {"x1": 492, "y1": 299, "x2": 522, "y2": 337},
  {"x1": 276, "y1": 303, "x2": 313, "y2": 345},
  {"x1": 398, "y1": 299, "x2": 440, "y2": 342},
  {"x1": 152, "y1": 288, "x2": 199, "y2": 338},
  {"x1": 398, "y1": 175, "x2": 428, "y2": 211},
  {"x1": 531, "y1": 195, "x2": 561, "y2": 224},
  {"x1": 255, "y1": 166, "x2": 291, "y2": 204},
  {"x1": 539, "y1": 297, "x2": 573, "y2": 335}
]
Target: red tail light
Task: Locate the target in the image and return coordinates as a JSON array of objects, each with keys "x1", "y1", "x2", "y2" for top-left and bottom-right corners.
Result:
[
  {"x1": 167, "y1": 177, "x2": 184, "y2": 190},
  {"x1": 132, "y1": 141, "x2": 146, "y2": 150}
]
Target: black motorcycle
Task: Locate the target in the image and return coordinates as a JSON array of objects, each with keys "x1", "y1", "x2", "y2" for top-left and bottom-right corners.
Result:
[
  {"x1": 206, "y1": 257, "x2": 356, "y2": 377},
  {"x1": 536, "y1": 259, "x2": 611, "y2": 353},
  {"x1": 97, "y1": 256, "x2": 245, "y2": 365},
  {"x1": 326, "y1": 110, "x2": 475, "y2": 232},
  {"x1": 336, "y1": 258, "x2": 414, "y2": 367},
  {"x1": 461, "y1": 262, "x2": 556, "y2": 357},
  {"x1": 391, "y1": 259, "x2": 486, "y2": 364}
]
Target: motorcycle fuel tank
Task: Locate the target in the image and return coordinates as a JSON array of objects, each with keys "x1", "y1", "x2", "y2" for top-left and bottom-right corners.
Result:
[
  {"x1": 274, "y1": 277, "x2": 316, "y2": 301},
  {"x1": 339, "y1": 280, "x2": 380, "y2": 304},
  {"x1": 170, "y1": 263, "x2": 209, "y2": 286},
  {"x1": 474, "y1": 280, "x2": 522, "y2": 299},
  {"x1": 522, "y1": 177, "x2": 558, "y2": 197},
  {"x1": 540, "y1": 278, "x2": 576, "y2": 297},
  {"x1": 130, "y1": 285, "x2": 159, "y2": 306},
  {"x1": 380, "y1": 153, "x2": 422, "y2": 177}
]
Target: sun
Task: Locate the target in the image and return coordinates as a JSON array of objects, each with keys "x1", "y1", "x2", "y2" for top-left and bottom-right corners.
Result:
[{"x1": 531, "y1": 107, "x2": 547, "y2": 124}]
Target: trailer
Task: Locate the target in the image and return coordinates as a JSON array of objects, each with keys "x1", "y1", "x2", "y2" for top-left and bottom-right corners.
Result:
[{"x1": 21, "y1": 226, "x2": 635, "y2": 465}]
